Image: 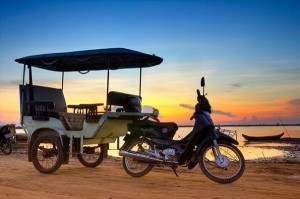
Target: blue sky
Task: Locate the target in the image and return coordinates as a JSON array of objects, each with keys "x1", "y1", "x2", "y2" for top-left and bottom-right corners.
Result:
[{"x1": 0, "y1": 0, "x2": 300, "y2": 125}]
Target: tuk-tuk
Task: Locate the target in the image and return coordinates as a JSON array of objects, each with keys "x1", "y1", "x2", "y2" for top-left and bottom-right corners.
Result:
[{"x1": 15, "y1": 48, "x2": 163, "y2": 173}]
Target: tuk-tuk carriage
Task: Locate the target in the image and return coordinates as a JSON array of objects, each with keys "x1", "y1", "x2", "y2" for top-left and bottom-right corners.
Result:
[{"x1": 15, "y1": 48, "x2": 165, "y2": 173}]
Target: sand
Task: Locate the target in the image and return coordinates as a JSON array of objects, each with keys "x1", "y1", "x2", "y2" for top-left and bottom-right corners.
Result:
[{"x1": 1, "y1": 148, "x2": 300, "y2": 199}]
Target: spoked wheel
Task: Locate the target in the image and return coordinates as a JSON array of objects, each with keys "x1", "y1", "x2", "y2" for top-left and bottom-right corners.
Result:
[
  {"x1": 77, "y1": 144, "x2": 105, "y2": 167},
  {"x1": 31, "y1": 134, "x2": 63, "y2": 174},
  {"x1": 122, "y1": 138, "x2": 154, "y2": 177},
  {"x1": 199, "y1": 141, "x2": 245, "y2": 183},
  {"x1": 0, "y1": 140, "x2": 13, "y2": 155}
]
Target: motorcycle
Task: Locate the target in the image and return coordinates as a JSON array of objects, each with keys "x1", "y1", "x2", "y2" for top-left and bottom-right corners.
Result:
[
  {"x1": 0, "y1": 124, "x2": 14, "y2": 155},
  {"x1": 119, "y1": 77, "x2": 245, "y2": 183}
]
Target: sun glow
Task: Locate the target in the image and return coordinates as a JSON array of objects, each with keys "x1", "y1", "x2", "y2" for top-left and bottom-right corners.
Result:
[{"x1": 0, "y1": 89, "x2": 21, "y2": 124}]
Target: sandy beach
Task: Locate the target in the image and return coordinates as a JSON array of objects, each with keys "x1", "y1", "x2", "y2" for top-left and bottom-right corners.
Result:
[{"x1": 1, "y1": 144, "x2": 300, "y2": 199}]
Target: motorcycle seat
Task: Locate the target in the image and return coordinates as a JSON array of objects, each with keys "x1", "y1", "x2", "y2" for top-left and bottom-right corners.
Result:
[{"x1": 129, "y1": 120, "x2": 178, "y2": 139}]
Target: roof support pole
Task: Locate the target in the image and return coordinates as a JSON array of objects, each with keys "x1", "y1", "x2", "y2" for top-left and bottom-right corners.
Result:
[
  {"x1": 22, "y1": 64, "x2": 26, "y2": 86},
  {"x1": 28, "y1": 65, "x2": 34, "y2": 115},
  {"x1": 106, "y1": 69, "x2": 110, "y2": 110},
  {"x1": 61, "y1": 72, "x2": 64, "y2": 90},
  {"x1": 28, "y1": 65, "x2": 33, "y2": 101},
  {"x1": 139, "y1": 67, "x2": 142, "y2": 96},
  {"x1": 20, "y1": 64, "x2": 26, "y2": 124},
  {"x1": 106, "y1": 64, "x2": 110, "y2": 112}
]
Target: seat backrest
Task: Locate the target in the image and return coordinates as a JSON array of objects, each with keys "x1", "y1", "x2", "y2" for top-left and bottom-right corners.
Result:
[
  {"x1": 21, "y1": 84, "x2": 67, "y2": 113},
  {"x1": 107, "y1": 91, "x2": 141, "y2": 106},
  {"x1": 107, "y1": 91, "x2": 142, "y2": 113}
]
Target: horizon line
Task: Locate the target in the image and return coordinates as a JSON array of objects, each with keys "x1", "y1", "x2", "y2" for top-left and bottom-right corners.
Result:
[{"x1": 178, "y1": 123, "x2": 300, "y2": 127}]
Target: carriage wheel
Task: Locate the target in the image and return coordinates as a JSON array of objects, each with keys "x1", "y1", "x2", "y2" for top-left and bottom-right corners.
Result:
[
  {"x1": 77, "y1": 144, "x2": 105, "y2": 167},
  {"x1": 31, "y1": 134, "x2": 63, "y2": 174}
]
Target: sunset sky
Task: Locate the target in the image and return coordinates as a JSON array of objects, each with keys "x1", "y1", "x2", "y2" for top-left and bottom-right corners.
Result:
[{"x1": 0, "y1": 0, "x2": 299, "y2": 125}]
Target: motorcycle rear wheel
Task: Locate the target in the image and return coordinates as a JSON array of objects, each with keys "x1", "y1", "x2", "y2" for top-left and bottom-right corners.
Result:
[
  {"x1": 199, "y1": 141, "x2": 245, "y2": 184},
  {"x1": 122, "y1": 138, "x2": 154, "y2": 177},
  {"x1": 0, "y1": 140, "x2": 13, "y2": 155}
]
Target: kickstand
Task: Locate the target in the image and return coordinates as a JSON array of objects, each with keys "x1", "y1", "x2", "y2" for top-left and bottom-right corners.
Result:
[{"x1": 171, "y1": 167, "x2": 179, "y2": 177}]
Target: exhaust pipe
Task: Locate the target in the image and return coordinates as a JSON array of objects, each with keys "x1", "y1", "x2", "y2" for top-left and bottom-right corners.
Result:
[
  {"x1": 119, "y1": 150, "x2": 178, "y2": 164},
  {"x1": 119, "y1": 150, "x2": 163, "y2": 162}
]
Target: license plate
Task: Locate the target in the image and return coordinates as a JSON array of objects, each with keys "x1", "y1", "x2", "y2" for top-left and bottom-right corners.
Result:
[{"x1": 4, "y1": 133, "x2": 13, "y2": 139}]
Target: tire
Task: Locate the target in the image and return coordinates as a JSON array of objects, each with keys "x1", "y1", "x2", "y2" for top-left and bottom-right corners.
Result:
[
  {"x1": 199, "y1": 141, "x2": 245, "y2": 184},
  {"x1": 31, "y1": 134, "x2": 63, "y2": 174},
  {"x1": 0, "y1": 140, "x2": 13, "y2": 155},
  {"x1": 77, "y1": 145, "x2": 104, "y2": 167},
  {"x1": 122, "y1": 138, "x2": 154, "y2": 177}
]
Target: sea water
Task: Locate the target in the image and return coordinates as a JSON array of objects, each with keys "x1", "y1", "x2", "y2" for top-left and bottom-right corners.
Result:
[
  {"x1": 174, "y1": 125, "x2": 300, "y2": 142},
  {"x1": 174, "y1": 126, "x2": 300, "y2": 161}
]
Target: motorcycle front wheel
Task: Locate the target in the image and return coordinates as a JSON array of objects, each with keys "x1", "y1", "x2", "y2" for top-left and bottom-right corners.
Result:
[
  {"x1": 0, "y1": 140, "x2": 13, "y2": 155},
  {"x1": 199, "y1": 141, "x2": 245, "y2": 184},
  {"x1": 122, "y1": 138, "x2": 154, "y2": 177}
]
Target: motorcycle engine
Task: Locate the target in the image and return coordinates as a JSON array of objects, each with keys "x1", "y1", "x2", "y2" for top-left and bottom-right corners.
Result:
[{"x1": 162, "y1": 148, "x2": 176, "y2": 160}]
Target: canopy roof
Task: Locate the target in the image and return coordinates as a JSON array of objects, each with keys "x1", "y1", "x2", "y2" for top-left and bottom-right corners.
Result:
[{"x1": 15, "y1": 48, "x2": 163, "y2": 72}]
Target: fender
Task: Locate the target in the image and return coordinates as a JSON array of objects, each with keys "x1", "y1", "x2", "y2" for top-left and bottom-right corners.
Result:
[
  {"x1": 120, "y1": 131, "x2": 142, "y2": 150},
  {"x1": 28, "y1": 127, "x2": 69, "y2": 164},
  {"x1": 120, "y1": 127, "x2": 159, "y2": 150},
  {"x1": 216, "y1": 131, "x2": 239, "y2": 145},
  {"x1": 28, "y1": 127, "x2": 66, "y2": 142}
]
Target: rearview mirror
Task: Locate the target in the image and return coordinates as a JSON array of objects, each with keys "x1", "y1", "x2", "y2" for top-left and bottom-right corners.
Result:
[{"x1": 201, "y1": 77, "x2": 205, "y2": 87}]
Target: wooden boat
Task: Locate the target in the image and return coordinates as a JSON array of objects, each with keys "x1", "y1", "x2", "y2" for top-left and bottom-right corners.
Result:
[{"x1": 242, "y1": 132, "x2": 284, "y2": 141}]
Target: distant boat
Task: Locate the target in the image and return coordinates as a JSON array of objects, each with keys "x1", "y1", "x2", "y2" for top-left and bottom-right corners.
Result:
[{"x1": 242, "y1": 132, "x2": 284, "y2": 141}]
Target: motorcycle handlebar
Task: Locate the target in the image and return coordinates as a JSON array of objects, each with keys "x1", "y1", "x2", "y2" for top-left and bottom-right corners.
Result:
[
  {"x1": 197, "y1": 89, "x2": 200, "y2": 97},
  {"x1": 190, "y1": 115, "x2": 195, "y2": 120}
]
